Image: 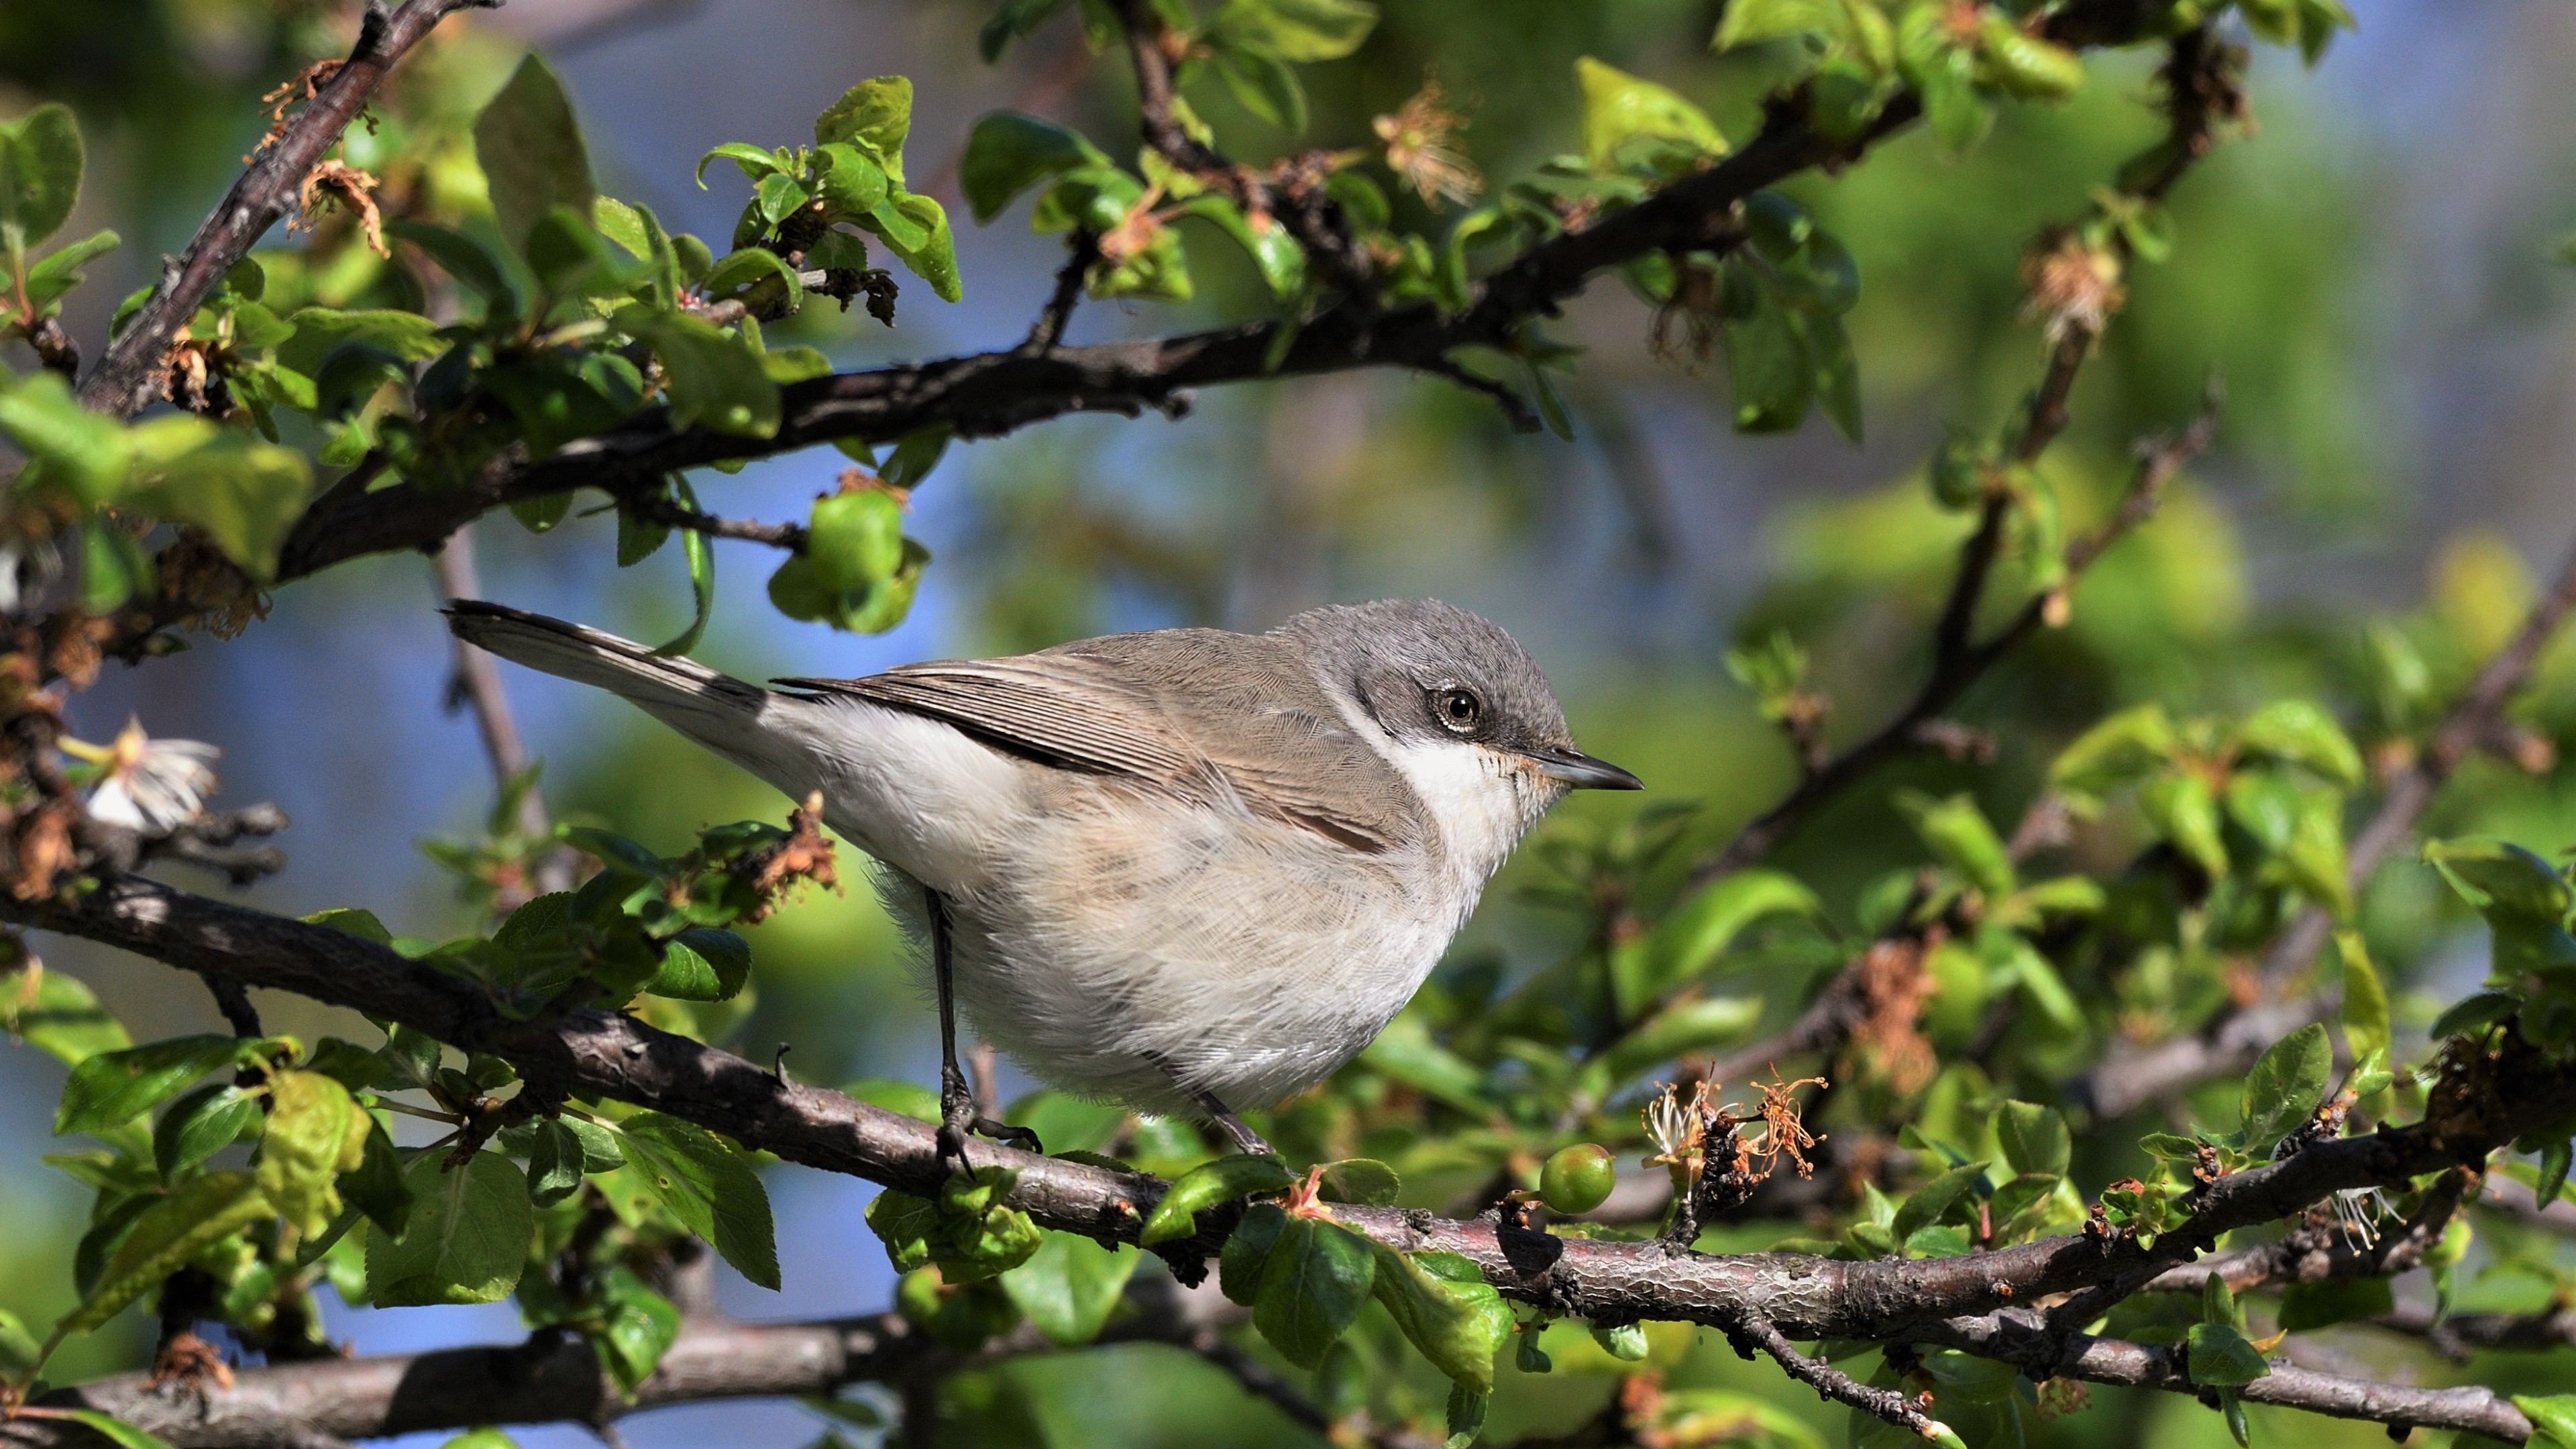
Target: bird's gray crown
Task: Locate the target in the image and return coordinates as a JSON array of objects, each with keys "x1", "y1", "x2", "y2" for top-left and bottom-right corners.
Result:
[{"x1": 1273, "y1": 599, "x2": 1570, "y2": 753}]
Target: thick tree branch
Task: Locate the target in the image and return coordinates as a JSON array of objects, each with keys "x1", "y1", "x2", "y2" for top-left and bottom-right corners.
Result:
[
  {"x1": 76, "y1": 0, "x2": 494, "y2": 419},
  {"x1": 7, "y1": 871, "x2": 2575, "y2": 1379}
]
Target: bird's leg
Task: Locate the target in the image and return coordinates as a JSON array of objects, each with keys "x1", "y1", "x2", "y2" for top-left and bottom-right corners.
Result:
[
  {"x1": 927, "y1": 891, "x2": 1040, "y2": 1169},
  {"x1": 1150, "y1": 1054, "x2": 1275, "y2": 1157}
]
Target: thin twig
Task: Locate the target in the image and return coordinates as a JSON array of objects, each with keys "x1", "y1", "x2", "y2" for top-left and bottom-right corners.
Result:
[
  {"x1": 1736, "y1": 1316, "x2": 1949, "y2": 1441},
  {"x1": 620, "y1": 490, "x2": 806, "y2": 551},
  {"x1": 1019, "y1": 229, "x2": 1097, "y2": 356},
  {"x1": 429, "y1": 526, "x2": 576, "y2": 898},
  {"x1": 77, "y1": 0, "x2": 494, "y2": 418}
]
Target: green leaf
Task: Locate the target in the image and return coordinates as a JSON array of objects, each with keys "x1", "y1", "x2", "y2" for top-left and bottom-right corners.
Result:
[
  {"x1": 151, "y1": 1083, "x2": 260, "y2": 1179},
  {"x1": 656, "y1": 478, "x2": 718, "y2": 657},
  {"x1": 1253, "y1": 1216, "x2": 1377, "y2": 1368},
  {"x1": 2235, "y1": 700, "x2": 2364, "y2": 786},
  {"x1": 60, "y1": 1169, "x2": 270, "y2": 1338},
  {"x1": 865, "y1": 1167, "x2": 1042, "y2": 1282},
  {"x1": 592, "y1": 1271, "x2": 681, "y2": 1395},
  {"x1": 814, "y1": 77, "x2": 914, "y2": 181},
  {"x1": 1366, "y1": 1240, "x2": 1503, "y2": 1392},
  {"x1": 869, "y1": 192, "x2": 961, "y2": 303},
  {"x1": 1896, "y1": 790, "x2": 2016, "y2": 898},
  {"x1": 610, "y1": 1112, "x2": 780, "y2": 1289},
  {"x1": 121, "y1": 432, "x2": 315, "y2": 582},
  {"x1": 1213, "y1": 45, "x2": 1309, "y2": 133},
  {"x1": 960, "y1": 113, "x2": 1108, "y2": 224},
  {"x1": 256, "y1": 1069, "x2": 369, "y2": 1238},
  {"x1": 2051, "y1": 704, "x2": 2177, "y2": 798},
  {"x1": 1212, "y1": 0, "x2": 1380, "y2": 61},
  {"x1": 474, "y1": 54, "x2": 597, "y2": 254},
  {"x1": 2184, "y1": 1322, "x2": 2270, "y2": 1387},
  {"x1": 1892, "y1": 1163, "x2": 1987, "y2": 1242},
  {"x1": 1220, "y1": 1203, "x2": 1289, "y2": 1305},
  {"x1": 2139, "y1": 769, "x2": 2229, "y2": 877},
  {"x1": 56, "y1": 1034, "x2": 246, "y2": 1137},
  {"x1": 1720, "y1": 266, "x2": 1811, "y2": 432},
  {"x1": 1995, "y1": 1101, "x2": 2070, "y2": 1177},
  {"x1": 1316, "y1": 1158, "x2": 1402, "y2": 1208},
  {"x1": 617, "y1": 503, "x2": 671, "y2": 568},
  {"x1": 366, "y1": 1150, "x2": 532, "y2": 1306},
  {"x1": 1445, "y1": 1383, "x2": 1488, "y2": 1449},
  {"x1": 645, "y1": 928, "x2": 752, "y2": 1002},
  {"x1": 999, "y1": 1231, "x2": 1137, "y2": 1345},
  {"x1": 1713, "y1": 0, "x2": 1841, "y2": 51},
  {"x1": 0, "y1": 370, "x2": 129, "y2": 505},
  {"x1": 1359, "y1": 1012, "x2": 1490, "y2": 1112},
  {"x1": 1174, "y1": 195, "x2": 1307, "y2": 301},
  {"x1": 1976, "y1": 15, "x2": 2086, "y2": 99},
  {"x1": 1140, "y1": 1152, "x2": 1295, "y2": 1245},
  {"x1": 2238, "y1": 1022, "x2": 2330, "y2": 1152},
  {"x1": 695, "y1": 142, "x2": 781, "y2": 191},
  {"x1": 525, "y1": 1118, "x2": 590, "y2": 1208},
  {"x1": 49, "y1": 1412, "x2": 174, "y2": 1449},
  {"x1": 0, "y1": 103, "x2": 83, "y2": 255},
  {"x1": 386, "y1": 219, "x2": 515, "y2": 303},
  {"x1": 1574, "y1": 57, "x2": 1727, "y2": 173},
  {"x1": 344, "y1": 1122, "x2": 415, "y2": 1236},
  {"x1": 2516, "y1": 1394, "x2": 2576, "y2": 1449},
  {"x1": 24, "y1": 227, "x2": 119, "y2": 309},
  {"x1": 2424, "y1": 837, "x2": 2574, "y2": 925},
  {"x1": 2275, "y1": 1276, "x2": 2393, "y2": 1332},
  {"x1": 0, "y1": 1305, "x2": 40, "y2": 1380},
  {"x1": 1, "y1": 961, "x2": 129, "y2": 1067},
  {"x1": 1598, "y1": 996, "x2": 1764, "y2": 1086},
  {"x1": 1622, "y1": 868, "x2": 1820, "y2": 1016},
  {"x1": 808, "y1": 488, "x2": 906, "y2": 593},
  {"x1": 2537, "y1": 1138, "x2": 2571, "y2": 1211},
  {"x1": 2337, "y1": 931, "x2": 2391, "y2": 1063},
  {"x1": 618, "y1": 307, "x2": 781, "y2": 437},
  {"x1": 2429, "y1": 989, "x2": 2522, "y2": 1040}
]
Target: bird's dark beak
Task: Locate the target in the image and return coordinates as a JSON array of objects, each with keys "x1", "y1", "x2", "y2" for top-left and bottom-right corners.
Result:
[{"x1": 1525, "y1": 744, "x2": 1644, "y2": 791}]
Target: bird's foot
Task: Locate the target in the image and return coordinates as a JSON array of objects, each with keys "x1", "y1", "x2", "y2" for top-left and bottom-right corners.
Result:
[
  {"x1": 1207, "y1": 1108, "x2": 1275, "y2": 1158},
  {"x1": 936, "y1": 1075, "x2": 1041, "y2": 1171}
]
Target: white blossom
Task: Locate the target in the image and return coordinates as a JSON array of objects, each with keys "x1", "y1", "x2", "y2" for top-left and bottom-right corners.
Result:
[{"x1": 80, "y1": 718, "x2": 221, "y2": 833}]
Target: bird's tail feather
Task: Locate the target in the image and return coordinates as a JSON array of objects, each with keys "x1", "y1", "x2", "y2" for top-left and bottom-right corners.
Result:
[{"x1": 443, "y1": 600, "x2": 802, "y2": 789}]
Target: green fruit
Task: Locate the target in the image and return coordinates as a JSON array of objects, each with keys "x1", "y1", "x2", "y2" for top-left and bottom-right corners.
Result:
[{"x1": 1539, "y1": 1143, "x2": 1616, "y2": 1216}]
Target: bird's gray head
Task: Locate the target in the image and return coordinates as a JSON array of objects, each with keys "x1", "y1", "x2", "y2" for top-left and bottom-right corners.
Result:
[{"x1": 1275, "y1": 600, "x2": 1642, "y2": 794}]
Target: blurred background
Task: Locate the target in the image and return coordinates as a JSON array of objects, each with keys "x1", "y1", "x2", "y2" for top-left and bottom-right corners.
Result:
[{"x1": 5, "y1": 0, "x2": 2576, "y2": 1444}]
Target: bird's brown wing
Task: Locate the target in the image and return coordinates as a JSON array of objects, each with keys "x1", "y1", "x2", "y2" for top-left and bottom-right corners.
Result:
[{"x1": 775, "y1": 629, "x2": 1424, "y2": 854}]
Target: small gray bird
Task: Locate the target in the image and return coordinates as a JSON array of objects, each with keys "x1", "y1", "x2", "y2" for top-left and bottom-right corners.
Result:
[{"x1": 446, "y1": 599, "x2": 1639, "y2": 1155}]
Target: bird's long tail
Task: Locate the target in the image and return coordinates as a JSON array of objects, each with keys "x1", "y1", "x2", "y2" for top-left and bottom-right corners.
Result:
[{"x1": 443, "y1": 600, "x2": 809, "y2": 793}]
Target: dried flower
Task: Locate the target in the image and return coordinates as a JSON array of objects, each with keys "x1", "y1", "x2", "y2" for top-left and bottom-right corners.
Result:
[
  {"x1": 2023, "y1": 233, "x2": 2125, "y2": 347},
  {"x1": 2330, "y1": 1186, "x2": 2393, "y2": 1250},
  {"x1": 72, "y1": 718, "x2": 221, "y2": 833},
  {"x1": 296, "y1": 159, "x2": 388, "y2": 257},
  {"x1": 1374, "y1": 76, "x2": 1481, "y2": 208}
]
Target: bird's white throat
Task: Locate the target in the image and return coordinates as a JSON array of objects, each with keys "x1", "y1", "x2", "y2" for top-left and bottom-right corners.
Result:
[{"x1": 1377, "y1": 737, "x2": 1556, "y2": 906}]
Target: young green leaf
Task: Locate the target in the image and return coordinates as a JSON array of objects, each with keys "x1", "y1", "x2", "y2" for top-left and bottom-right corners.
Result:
[
  {"x1": 2514, "y1": 1393, "x2": 2576, "y2": 1449},
  {"x1": 1895, "y1": 790, "x2": 2016, "y2": 898},
  {"x1": 998, "y1": 1231, "x2": 1137, "y2": 1346},
  {"x1": 814, "y1": 77, "x2": 914, "y2": 179},
  {"x1": 1574, "y1": 57, "x2": 1727, "y2": 173},
  {"x1": 56, "y1": 1034, "x2": 247, "y2": 1136},
  {"x1": 59, "y1": 1169, "x2": 270, "y2": 1338},
  {"x1": 0, "y1": 103, "x2": 84, "y2": 256},
  {"x1": 256, "y1": 1069, "x2": 370, "y2": 1238},
  {"x1": 2237, "y1": 1022, "x2": 2331, "y2": 1152},
  {"x1": 2234, "y1": 700, "x2": 2364, "y2": 787},
  {"x1": 610, "y1": 1112, "x2": 780, "y2": 1289},
  {"x1": 1891, "y1": 1162, "x2": 1987, "y2": 1242},
  {"x1": 151, "y1": 1083, "x2": 259, "y2": 1180},
  {"x1": 48, "y1": 1411, "x2": 174, "y2": 1449},
  {"x1": 366, "y1": 1150, "x2": 533, "y2": 1306},
  {"x1": 1366, "y1": 1241, "x2": 1503, "y2": 1392},
  {"x1": 1212, "y1": 0, "x2": 1381, "y2": 62},
  {"x1": 1253, "y1": 1216, "x2": 1376, "y2": 1368},
  {"x1": 2139, "y1": 769, "x2": 2229, "y2": 877},
  {"x1": 1712, "y1": 0, "x2": 1841, "y2": 50},
  {"x1": 474, "y1": 54, "x2": 597, "y2": 253},
  {"x1": 1994, "y1": 1102, "x2": 2070, "y2": 1178},
  {"x1": 645, "y1": 928, "x2": 753, "y2": 1002},
  {"x1": 1220, "y1": 1202, "x2": 1289, "y2": 1305},
  {"x1": 1, "y1": 961, "x2": 129, "y2": 1067},
  {"x1": 617, "y1": 307, "x2": 782, "y2": 438},
  {"x1": 1622, "y1": 868, "x2": 1820, "y2": 1016},
  {"x1": 2050, "y1": 703, "x2": 2178, "y2": 800},
  {"x1": 1316, "y1": 1158, "x2": 1403, "y2": 1208},
  {"x1": 1140, "y1": 1152, "x2": 1296, "y2": 1245},
  {"x1": 959, "y1": 113, "x2": 1108, "y2": 224},
  {"x1": 121, "y1": 433, "x2": 315, "y2": 582},
  {"x1": 524, "y1": 1118, "x2": 590, "y2": 1208},
  {"x1": 2184, "y1": 1322, "x2": 2270, "y2": 1387}
]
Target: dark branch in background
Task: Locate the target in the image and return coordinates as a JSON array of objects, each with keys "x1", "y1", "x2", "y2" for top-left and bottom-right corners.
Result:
[
  {"x1": 1019, "y1": 229, "x2": 1097, "y2": 356},
  {"x1": 2375, "y1": 1303, "x2": 2576, "y2": 1359},
  {"x1": 75, "y1": 0, "x2": 495, "y2": 419},
  {"x1": 2074, "y1": 525, "x2": 2576, "y2": 1118},
  {"x1": 1911, "y1": 1311, "x2": 2534, "y2": 1443},
  {"x1": 615, "y1": 486, "x2": 806, "y2": 552},
  {"x1": 3, "y1": 1277, "x2": 1252, "y2": 1449},
  {"x1": 430, "y1": 525, "x2": 577, "y2": 900}
]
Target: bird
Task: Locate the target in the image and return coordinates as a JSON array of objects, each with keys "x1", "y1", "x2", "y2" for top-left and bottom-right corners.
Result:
[{"x1": 445, "y1": 598, "x2": 1640, "y2": 1157}]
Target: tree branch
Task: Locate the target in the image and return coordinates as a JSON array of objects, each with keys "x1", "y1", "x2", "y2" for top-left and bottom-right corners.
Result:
[
  {"x1": 75, "y1": 0, "x2": 494, "y2": 419},
  {"x1": 7, "y1": 871, "x2": 2575, "y2": 1374}
]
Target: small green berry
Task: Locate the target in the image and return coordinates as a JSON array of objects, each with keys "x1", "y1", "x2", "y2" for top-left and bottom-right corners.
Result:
[{"x1": 1540, "y1": 1142, "x2": 1617, "y2": 1216}]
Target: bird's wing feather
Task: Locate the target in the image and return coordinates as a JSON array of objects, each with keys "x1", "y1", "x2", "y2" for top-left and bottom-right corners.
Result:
[{"x1": 777, "y1": 630, "x2": 1423, "y2": 853}]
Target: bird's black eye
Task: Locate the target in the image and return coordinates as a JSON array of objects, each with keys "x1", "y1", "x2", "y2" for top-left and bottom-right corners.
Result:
[{"x1": 1434, "y1": 687, "x2": 1483, "y2": 734}]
